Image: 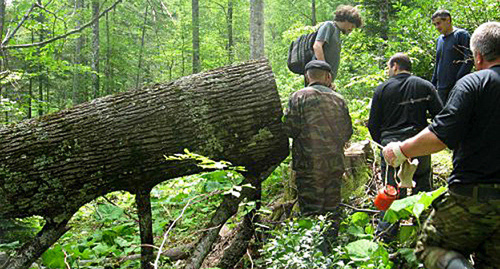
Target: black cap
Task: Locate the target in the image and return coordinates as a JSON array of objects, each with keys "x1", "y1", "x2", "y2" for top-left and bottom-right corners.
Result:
[{"x1": 305, "y1": 60, "x2": 331, "y2": 72}]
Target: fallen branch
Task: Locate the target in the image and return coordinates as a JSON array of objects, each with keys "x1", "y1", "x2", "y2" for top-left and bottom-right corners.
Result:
[{"x1": 339, "y1": 203, "x2": 381, "y2": 214}]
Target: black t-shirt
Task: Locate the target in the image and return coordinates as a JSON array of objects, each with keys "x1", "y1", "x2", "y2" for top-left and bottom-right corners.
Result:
[
  {"x1": 429, "y1": 65, "x2": 500, "y2": 184},
  {"x1": 368, "y1": 73, "x2": 443, "y2": 143}
]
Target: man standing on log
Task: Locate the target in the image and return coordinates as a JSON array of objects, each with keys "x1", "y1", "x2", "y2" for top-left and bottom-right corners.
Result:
[
  {"x1": 368, "y1": 53, "x2": 443, "y2": 199},
  {"x1": 283, "y1": 60, "x2": 352, "y2": 251},
  {"x1": 431, "y1": 9, "x2": 473, "y2": 104},
  {"x1": 312, "y1": 5, "x2": 363, "y2": 82},
  {"x1": 383, "y1": 22, "x2": 500, "y2": 269}
]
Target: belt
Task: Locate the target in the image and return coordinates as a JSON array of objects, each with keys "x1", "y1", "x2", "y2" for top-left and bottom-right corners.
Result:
[
  {"x1": 381, "y1": 126, "x2": 419, "y2": 140},
  {"x1": 449, "y1": 184, "x2": 500, "y2": 202}
]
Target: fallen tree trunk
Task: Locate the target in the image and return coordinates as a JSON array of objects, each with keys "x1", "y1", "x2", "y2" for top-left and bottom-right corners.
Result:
[{"x1": 0, "y1": 59, "x2": 289, "y2": 268}]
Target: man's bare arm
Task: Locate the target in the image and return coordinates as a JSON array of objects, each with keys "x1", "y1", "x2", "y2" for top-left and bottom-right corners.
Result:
[{"x1": 313, "y1": 41, "x2": 325, "y2": 61}]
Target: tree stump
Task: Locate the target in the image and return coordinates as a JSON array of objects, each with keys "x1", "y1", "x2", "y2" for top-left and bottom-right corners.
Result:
[
  {"x1": 342, "y1": 140, "x2": 374, "y2": 198},
  {"x1": 276, "y1": 140, "x2": 374, "y2": 220}
]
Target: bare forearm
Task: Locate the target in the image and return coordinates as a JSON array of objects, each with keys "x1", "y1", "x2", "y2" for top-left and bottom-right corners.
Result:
[
  {"x1": 313, "y1": 41, "x2": 325, "y2": 61},
  {"x1": 400, "y1": 128, "x2": 447, "y2": 158}
]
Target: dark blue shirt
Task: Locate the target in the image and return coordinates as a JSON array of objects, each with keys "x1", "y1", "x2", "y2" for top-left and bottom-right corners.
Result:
[
  {"x1": 431, "y1": 28, "x2": 474, "y2": 91},
  {"x1": 429, "y1": 65, "x2": 500, "y2": 185}
]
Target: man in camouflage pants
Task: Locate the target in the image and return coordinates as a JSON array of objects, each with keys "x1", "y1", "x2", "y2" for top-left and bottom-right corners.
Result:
[
  {"x1": 383, "y1": 22, "x2": 500, "y2": 269},
  {"x1": 283, "y1": 60, "x2": 353, "y2": 217}
]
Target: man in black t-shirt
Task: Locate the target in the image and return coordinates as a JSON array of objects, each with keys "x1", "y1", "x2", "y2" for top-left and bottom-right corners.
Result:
[
  {"x1": 383, "y1": 22, "x2": 500, "y2": 269},
  {"x1": 369, "y1": 53, "x2": 442, "y2": 198}
]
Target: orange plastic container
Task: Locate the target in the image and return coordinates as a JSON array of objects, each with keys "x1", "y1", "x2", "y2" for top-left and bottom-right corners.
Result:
[{"x1": 374, "y1": 185, "x2": 398, "y2": 211}]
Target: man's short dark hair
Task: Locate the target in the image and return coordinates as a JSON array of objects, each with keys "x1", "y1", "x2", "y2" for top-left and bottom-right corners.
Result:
[
  {"x1": 334, "y1": 5, "x2": 363, "y2": 28},
  {"x1": 388, "y1": 53, "x2": 412, "y2": 72},
  {"x1": 306, "y1": 68, "x2": 330, "y2": 81},
  {"x1": 431, "y1": 9, "x2": 451, "y2": 21}
]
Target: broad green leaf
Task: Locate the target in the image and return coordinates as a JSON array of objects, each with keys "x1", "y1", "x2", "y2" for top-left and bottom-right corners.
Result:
[
  {"x1": 347, "y1": 225, "x2": 371, "y2": 238},
  {"x1": 97, "y1": 203, "x2": 124, "y2": 221},
  {"x1": 298, "y1": 219, "x2": 313, "y2": 229},
  {"x1": 345, "y1": 239, "x2": 379, "y2": 261},
  {"x1": 398, "y1": 224, "x2": 417, "y2": 243},
  {"x1": 41, "y1": 245, "x2": 66, "y2": 268},
  {"x1": 92, "y1": 243, "x2": 110, "y2": 255},
  {"x1": 350, "y1": 212, "x2": 370, "y2": 227},
  {"x1": 398, "y1": 248, "x2": 418, "y2": 264},
  {"x1": 384, "y1": 187, "x2": 447, "y2": 223}
]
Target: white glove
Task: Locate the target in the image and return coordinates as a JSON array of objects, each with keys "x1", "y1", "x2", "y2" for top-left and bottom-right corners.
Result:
[
  {"x1": 398, "y1": 159, "x2": 419, "y2": 188},
  {"x1": 382, "y1": 141, "x2": 408, "y2": 167}
]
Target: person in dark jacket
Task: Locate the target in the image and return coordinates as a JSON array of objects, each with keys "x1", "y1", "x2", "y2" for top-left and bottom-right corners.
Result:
[
  {"x1": 431, "y1": 9, "x2": 473, "y2": 104},
  {"x1": 368, "y1": 53, "x2": 443, "y2": 198},
  {"x1": 383, "y1": 22, "x2": 500, "y2": 269}
]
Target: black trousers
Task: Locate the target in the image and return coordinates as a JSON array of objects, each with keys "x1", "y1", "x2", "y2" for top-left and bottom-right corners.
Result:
[{"x1": 437, "y1": 86, "x2": 454, "y2": 105}]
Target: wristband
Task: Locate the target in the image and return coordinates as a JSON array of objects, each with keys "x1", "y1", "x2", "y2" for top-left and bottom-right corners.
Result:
[{"x1": 393, "y1": 142, "x2": 407, "y2": 160}]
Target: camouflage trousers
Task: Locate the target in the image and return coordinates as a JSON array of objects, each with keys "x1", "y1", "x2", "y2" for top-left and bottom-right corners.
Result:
[
  {"x1": 415, "y1": 190, "x2": 500, "y2": 269},
  {"x1": 294, "y1": 157, "x2": 344, "y2": 216}
]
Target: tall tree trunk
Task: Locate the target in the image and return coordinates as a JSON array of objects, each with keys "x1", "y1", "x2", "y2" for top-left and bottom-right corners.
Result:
[
  {"x1": 73, "y1": 0, "x2": 84, "y2": 104},
  {"x1": 311, "y1": 0, "x2": 316, "y2": 26},
  {"x1": 0, "y1": 60, "x2": 288, "y2": 269},
  {"x1": 28, "y1": 60, "x2": 32, "y2": 119},
  {"x1": 105, "y1": 11, "x2": 112, "y2": 95},
  {"x1": 227, "y1": 0, "x2": 234, "y2": 63},
  {"x1": 27, "y1": 31, "x2": 36, "y2": 119},
  {"x1": 378, "y1": 0, "x2": 389, "y2": 68},
  {"x1": 249, "y1": 0, "x2": 264, "y2": 59},
  {"x1": 192, "y1": 0, "x2": 200, "y2": 73},
  {"x1": 0, "y1": 0, "x2": 5, "y2": 99},
  {"x1": 136, "y1": 4, "x2": 149, "y2": 89},
  {"x1": 182, "y1": 21, "x2": 186, "y2": 76},
  {"x1": 28, "y1": 79, "x2": 33, "y2": 119},
  {"x1": 37, "y1": 0, "x2": 44, "y2": 117},
  {"x1": 92, "y1": 0, "x2": 100, "y2": 99},
  {"x1": 379, "y1": 0, "x2": 389, "y2": 40}
]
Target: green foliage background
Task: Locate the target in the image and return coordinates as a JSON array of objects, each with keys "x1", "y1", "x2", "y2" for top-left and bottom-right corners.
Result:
[{"x1": 0, "y1": 0, "x2": 499, "y2": 267}]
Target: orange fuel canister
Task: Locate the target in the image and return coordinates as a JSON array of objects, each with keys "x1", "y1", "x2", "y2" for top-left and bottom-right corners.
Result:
[{"x1": 374, "y1": 185, "x2": 398, "y2": 211}]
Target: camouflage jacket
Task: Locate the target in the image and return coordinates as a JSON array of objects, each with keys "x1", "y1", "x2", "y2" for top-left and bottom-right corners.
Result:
[{"x1": 283, "y1": 84, "x2": 353, "y2": 171}]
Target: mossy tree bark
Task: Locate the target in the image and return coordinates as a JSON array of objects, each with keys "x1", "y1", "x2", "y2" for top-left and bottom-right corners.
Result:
[{"x1": 0, "y1": 59, "x2": 289, "y2": 269}]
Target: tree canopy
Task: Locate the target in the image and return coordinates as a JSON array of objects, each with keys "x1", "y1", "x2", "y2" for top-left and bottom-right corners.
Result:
[{"x1": 0, "y1": 0, "x2": 498, "y2": 122}]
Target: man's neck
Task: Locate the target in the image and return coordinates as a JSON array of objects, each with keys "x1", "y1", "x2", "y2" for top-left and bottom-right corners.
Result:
[
  {"x1": 444, "y1": 26, "x2": 455, "y2": 36},
  {"x1": 483, "y1": 59, "x2": 500, "y2": 69},
  {"x1": 308, "y1": 81, "x2": 332, "y2": 89},
  {"x1": 308, "y1": 81, "x2": 326, "y2": 86},
  {"x1": 394, "y1": 70, "x2": 411, "y2": 76}
]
